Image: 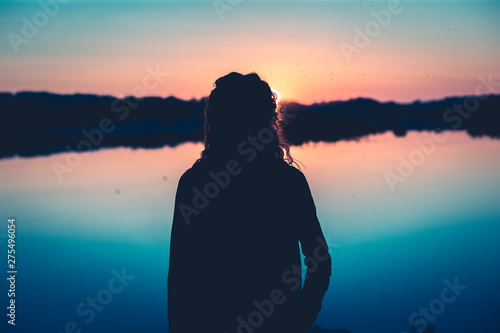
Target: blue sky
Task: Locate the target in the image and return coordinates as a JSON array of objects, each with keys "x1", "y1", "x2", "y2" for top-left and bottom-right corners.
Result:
[{"x1": 1, "y1": 0, "x2": 499, "y2": 103}]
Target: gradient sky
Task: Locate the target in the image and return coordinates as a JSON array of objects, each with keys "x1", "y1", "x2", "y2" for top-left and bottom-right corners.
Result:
[{"x1": 1, "y1": 0, "x2": 499, "y2": 103}]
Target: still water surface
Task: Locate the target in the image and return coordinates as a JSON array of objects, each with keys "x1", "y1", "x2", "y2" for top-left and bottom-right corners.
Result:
[{"x1": 0, "y1": 130, "x2": 499, "y2": 332}]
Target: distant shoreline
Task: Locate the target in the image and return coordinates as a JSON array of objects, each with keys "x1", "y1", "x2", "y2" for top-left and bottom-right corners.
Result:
[{"x1": 1, "y1": 92, "x2": 499, "y2": 159}]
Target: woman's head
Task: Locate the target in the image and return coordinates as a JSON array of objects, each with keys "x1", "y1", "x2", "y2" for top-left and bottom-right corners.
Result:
[{"x1": 200, "y1": 72, "x2": 294, "y2": 165}]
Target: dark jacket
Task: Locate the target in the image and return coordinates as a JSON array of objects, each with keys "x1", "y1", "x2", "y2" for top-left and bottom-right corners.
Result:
[{"x1": 168, "y1": 156, "x2": 331, "y2": 333}]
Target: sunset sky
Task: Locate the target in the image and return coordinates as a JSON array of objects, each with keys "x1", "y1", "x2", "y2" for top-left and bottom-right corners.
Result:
[{"x1": 1, "y1": 0, "x2": 499, "y2": 104}]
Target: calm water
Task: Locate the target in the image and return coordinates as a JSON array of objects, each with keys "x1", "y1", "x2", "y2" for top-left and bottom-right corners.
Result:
[{"x1": 1, "y1": 131, "x2": 499, "y2": 333}]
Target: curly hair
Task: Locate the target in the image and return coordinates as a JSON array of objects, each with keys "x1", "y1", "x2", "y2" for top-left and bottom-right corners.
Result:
[{"x1": 198, "y1": 72, "x2": 294, "y2": 166}]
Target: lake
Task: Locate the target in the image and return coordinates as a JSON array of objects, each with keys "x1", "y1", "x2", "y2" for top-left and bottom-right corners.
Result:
[{"x1": 0, "y1": 130, "x2": 499, "y2": 333}]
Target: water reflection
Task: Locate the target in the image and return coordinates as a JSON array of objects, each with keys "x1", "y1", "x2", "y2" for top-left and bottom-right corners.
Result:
[{"x1": 0, "y1": 131, "x2": 499, "y2": 332}]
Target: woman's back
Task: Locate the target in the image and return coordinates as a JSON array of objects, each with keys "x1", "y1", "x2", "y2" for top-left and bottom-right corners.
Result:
[{"x1": 168, "y1": 157, "x2": 331, "y2": 333}]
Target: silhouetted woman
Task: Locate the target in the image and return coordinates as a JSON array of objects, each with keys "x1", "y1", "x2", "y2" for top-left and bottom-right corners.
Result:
[{"x1": 168, "y1": 72, "x2": 331, "y2": 333}]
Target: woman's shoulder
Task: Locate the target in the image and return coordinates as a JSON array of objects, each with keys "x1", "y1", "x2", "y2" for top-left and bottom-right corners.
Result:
[
  {"x1": 276, "y1": 159, "x2": 302, "y2": 175},
  {"x1": 176, "y1": 160, "x2": 204, "y2": 186},
  {"x1": 178, "y1": 158, "x2": 225, "y2": 182},
  {"x1": 275, "y1": 161, "x2": 308, "y2": 185}
]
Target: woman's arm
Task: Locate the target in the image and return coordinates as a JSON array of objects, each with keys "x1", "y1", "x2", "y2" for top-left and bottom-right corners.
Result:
[
  {"x1": 167, "y1": 171, "x2": 199, "y2": 332},
  {"x1": 295, "y1": 171, "x2": 332, "y2": 330}
]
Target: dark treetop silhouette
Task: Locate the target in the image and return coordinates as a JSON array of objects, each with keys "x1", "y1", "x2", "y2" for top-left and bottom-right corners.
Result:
[
  {"x1": 1, "y1": 91, "x2": 499, "y2": 159},
  {"x1": 168, "y1": 72, "x2": 332, "y2": 333}
]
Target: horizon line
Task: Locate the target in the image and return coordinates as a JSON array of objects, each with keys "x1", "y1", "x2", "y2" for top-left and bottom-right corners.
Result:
[{"x1": 1, "y1": 90, "x2": 497, "y2": 107}]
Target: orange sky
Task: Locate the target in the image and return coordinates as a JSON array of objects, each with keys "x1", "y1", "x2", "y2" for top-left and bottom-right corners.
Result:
[{"x1": 1, "y1": 0, "x2": 499, "y2": 104}]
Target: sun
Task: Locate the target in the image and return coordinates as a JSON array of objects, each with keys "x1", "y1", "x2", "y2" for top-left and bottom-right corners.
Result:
[{"x1": 271, "y1": 89, "x2": 281, "y2": 103}]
